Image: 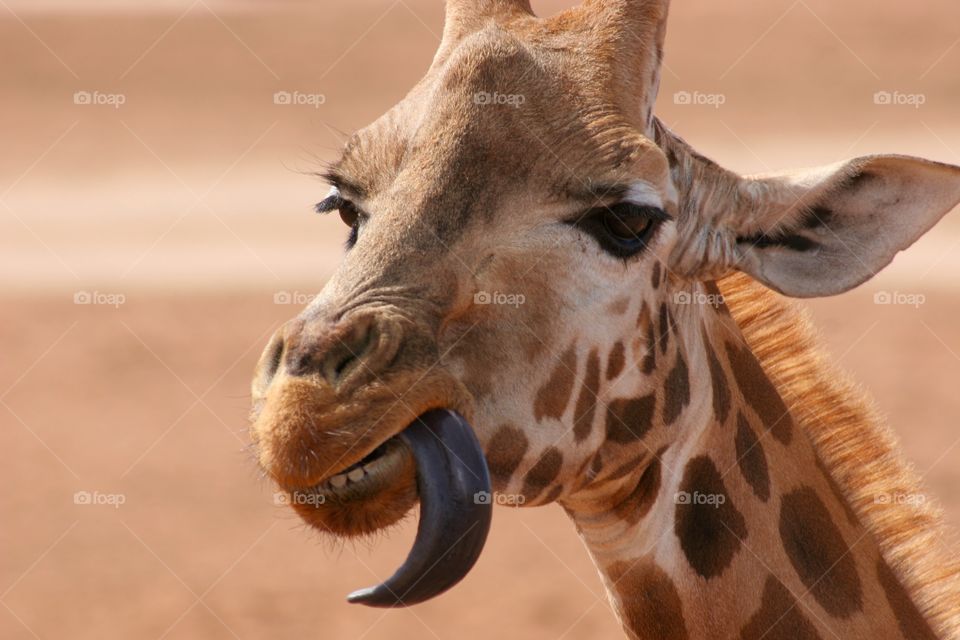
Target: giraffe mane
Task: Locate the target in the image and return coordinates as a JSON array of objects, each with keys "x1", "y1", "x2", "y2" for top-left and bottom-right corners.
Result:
[{"x1": 717, "y1": 271, "x2": 960, "y2": 637}]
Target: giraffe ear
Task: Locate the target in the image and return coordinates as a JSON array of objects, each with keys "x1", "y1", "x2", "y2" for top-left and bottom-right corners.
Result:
[
  {"x1": 665, "y1": 149, "x2": 960, "y2": 299},
  {"x1": 729, "y1": 156, "x2": 960, "y2": 298}
]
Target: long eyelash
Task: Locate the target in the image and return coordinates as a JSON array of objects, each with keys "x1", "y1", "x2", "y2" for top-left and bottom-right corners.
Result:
[
  {"x1": 315, "y1": 194, "x2": 342, "y2": 214},
  {"x1": 313, "y1": 189, "x2": 361, "y2": 249},
  {"x1": 615, "y1": 202, "x2": 674, "y2": 223}
]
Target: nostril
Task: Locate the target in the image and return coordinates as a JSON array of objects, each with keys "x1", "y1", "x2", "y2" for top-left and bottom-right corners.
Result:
[
  {"x1": 266, "y1": 336, "x2": 284, "y2": 380},
  {"x1": 319, "y1": 319, "x2": 376, "y2": 386},
  {"x1": 254, "y1": 328, "x2": 286, "y2": 397},
  {"x1": 323, "y1": 343, "x2": 358, "y2": 384}
]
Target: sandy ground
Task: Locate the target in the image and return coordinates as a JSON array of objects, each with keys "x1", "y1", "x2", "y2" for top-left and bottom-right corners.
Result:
[{"x1": 2, "y1": 1, "x2": 960, "y2": 639}]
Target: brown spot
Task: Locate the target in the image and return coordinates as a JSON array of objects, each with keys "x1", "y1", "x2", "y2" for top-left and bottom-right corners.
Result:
[
  {"x1": 637, "y1": 302, "x2": 656, "y2": 374},
  {"x1": 521, "y1": 447, "x2": 563, "y2": 500},
  {"x1": 606, "y1": 560, "x2": 689, "y2": 640},
  {"x1": 662, "y1": 350, "x2": 690, "y2": 425},
  {"x1": 674, "y1": 456, "x2": 746, "y2": 579},
  {"x1": 606, "y1": 395, "x2": 656, "y2": 444},
  {"x1": 607, "y1": 297, "x2": 630, "y2": 316},
  {"x1": 779, "y1": 486, "x2": 863, "y2": 618},
  {"x1": 703, "y1": 328, "x2": 731, "y2": 425},
  {"x1": 740, "y1": 575, "x2": 824, "y2": 640},
  {"x1": 485, "y1": 425, "x2": 528, "y2": 482},
  {"x1": 658, "y1": 303, "x2": 671, "y2": 355},
  {"x1": 651, "y1": 261, "x2": 663, "y2": 289},
  {"x1": 725, "y1": 342, "x2": 793, "y2": 444},
  {"x1": 876, "y1": 559, "x2": 938, "y2": 640},
  {"x1": 702, "y1": 280, "x2": 729, "y2": 314},
  {"x1": 534, "y1": 343, "x2": 577, "y2": 421},
  {"x1": 606, "y1": 341, "x2": 626, "y2": 381},
  {"x1": 735, "y1": 412, "x2": 770, "y2": 502},
  {"x1": 573, "y1": 349, "x2": 601, "y2": 443},
  {"x1": 814, "y1": 454, "x2": 859, "y2": 527},
  {"x1": 614, "y1": 455, "x2": 662, "y2": 525},
  {"x1": 636, "y1": 300, "x2": 650, "y2": 330}
]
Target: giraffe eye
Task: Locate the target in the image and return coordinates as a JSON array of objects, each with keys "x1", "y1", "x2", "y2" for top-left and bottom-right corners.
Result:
[
  {"x1": 315, "y1": 193, "x2": 364, "y2": 249},
  {"x1": 602, "y1": 205, "x2": 655, "y2": 242},
  {"x1": 337, "y1": 200, "x2": 360, "y2": 228},
  {"x1": 570, "y1": 202, "x2": 669, "y2": 259}
]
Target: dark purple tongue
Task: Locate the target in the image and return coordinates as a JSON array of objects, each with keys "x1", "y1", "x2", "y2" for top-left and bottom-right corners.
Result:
[{"x1": 346, "y1": 409, "x2": 492, "y2": 607}]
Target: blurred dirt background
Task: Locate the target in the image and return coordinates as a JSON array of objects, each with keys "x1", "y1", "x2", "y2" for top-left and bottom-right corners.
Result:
[{"x1": 2, "y1": 1, "x2": 959, "y2": 638}]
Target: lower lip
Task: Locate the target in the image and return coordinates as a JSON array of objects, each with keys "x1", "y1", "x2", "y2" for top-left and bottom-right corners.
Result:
[{"x1": 293, "y1": 437, "x2": 409, "y2": 503}]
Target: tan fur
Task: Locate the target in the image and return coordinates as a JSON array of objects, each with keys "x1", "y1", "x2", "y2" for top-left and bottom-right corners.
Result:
[
  {"x1": 719, "y1": 271, "x2": 960, "y2": 638},
  {"x1": 250, "y1": 1, "x2": 960, "y2": 637}
]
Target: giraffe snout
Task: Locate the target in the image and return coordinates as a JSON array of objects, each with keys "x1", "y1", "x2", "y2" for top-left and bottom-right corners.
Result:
[
  {"x1": 248, "y1": 302, "x2": 475, "y2": 540},
  {"x1": 255, "y1": 312, "x2": 403, "y2": 396},
  {"x1": 287, "y1": 314, "x2": 385, "y2": 387}
]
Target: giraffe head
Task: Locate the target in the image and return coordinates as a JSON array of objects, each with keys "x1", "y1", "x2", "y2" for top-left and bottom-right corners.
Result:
[{"x1": 250, "y1": 0, "x2": 960, "y2": 610}]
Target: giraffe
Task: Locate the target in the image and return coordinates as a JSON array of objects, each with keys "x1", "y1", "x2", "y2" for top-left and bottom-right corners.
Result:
[{"x1": 249, "y1": 0, "x2": 960, "y2": 638}]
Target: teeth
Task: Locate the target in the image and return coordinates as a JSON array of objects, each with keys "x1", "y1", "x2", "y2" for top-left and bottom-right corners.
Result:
[
  {"x1": 347, "y1": 467, "x2": 366, "y2": 482},
  {"x1": 322, "y1": 444, "x2": 395, "y2": 493}
]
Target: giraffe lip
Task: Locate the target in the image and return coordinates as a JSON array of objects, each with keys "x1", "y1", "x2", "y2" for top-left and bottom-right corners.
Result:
[
  {"x1": 294, "y1": 437, "x2": 409, "y2": 502},
  {"x1": 346, "y1": 409, "x2": 493, "y2": 607}
]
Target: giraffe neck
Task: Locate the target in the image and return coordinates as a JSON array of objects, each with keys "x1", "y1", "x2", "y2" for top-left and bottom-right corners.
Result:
[{"x1": 561, "y1": 281, "x2": 939, "y2": 640}]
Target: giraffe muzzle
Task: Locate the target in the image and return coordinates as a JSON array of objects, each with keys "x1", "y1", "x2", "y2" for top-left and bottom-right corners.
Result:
[{"x1": 346, "y1": 409, "x2": 493, "y2": 607}]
